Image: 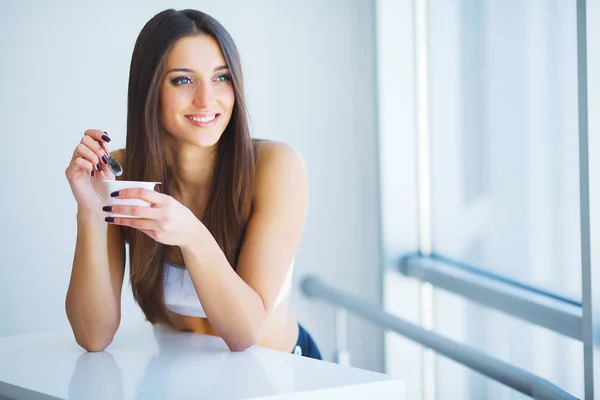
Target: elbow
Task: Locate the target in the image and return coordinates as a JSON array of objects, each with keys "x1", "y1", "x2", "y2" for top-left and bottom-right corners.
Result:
[
  {"x1": 70, "y1": 325, "x2": 116, "y2": 352},
  {"x1": 75, "y1": 335, "x2": 114, "y2": 352},
  {"x1": 71, "y1": 321, "x2": 117, "y2": 352},
  {"x1": 66, "y1": 305, "x2": 119, "y2": 352},
  {"x1": 225, "y1": 337, "x2": 257, "y2": 352},
  {"x1": 69, "y1": 322, "x2": 116, "y2": 352},
  {"x1": 227, "y1": 342, "x2": 254, "y2": 352},
  {"x1": 223, "y1": 304, "x2": 268, "y2": 351},
  {"x1": 82, "y1": 343, "x2": 109, "y2": 353},
  {"x1": 224, "y1": 330, "x2": 259, "y2": 352}
]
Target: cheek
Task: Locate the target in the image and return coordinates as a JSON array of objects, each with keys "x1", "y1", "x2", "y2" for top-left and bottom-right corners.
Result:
[
  {"x1": 160, "y1": 88, "x2": 184, "y2": 113},
  {"x1": 160, "y1": 88, "x2": 188, "y2": 127},
  {"x1": 218, "y1": 87, "x2": 235, "y2": 112}
]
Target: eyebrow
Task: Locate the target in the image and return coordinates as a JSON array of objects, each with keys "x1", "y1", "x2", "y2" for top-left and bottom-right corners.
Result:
[{"x1": 166, "y1": 65, "x2": 229, "y2": 74}]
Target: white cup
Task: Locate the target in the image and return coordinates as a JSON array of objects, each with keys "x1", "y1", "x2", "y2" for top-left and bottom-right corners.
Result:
[{"x1": 103, "y1": 180, "x2": 160, "y2": 218}]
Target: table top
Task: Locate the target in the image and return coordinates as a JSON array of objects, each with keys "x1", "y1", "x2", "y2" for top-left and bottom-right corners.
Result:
[{"x1": 0, "y1": 321, "x2": 404, "y2": 399}]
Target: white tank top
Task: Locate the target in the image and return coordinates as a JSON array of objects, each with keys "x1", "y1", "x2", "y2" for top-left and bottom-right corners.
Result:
[{"x1": 163, "y1": 259, "x2": 294, "y2": 318}]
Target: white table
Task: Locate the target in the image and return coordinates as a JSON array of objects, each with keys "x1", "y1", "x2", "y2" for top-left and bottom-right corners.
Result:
[{"x1": 0, "y1": 322, "x2": 404, "y2": 399}]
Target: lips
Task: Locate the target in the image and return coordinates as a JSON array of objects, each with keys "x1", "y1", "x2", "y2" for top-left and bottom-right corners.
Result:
[
  {"x1": 186, "y1": 114, "x2": 217, "y2": 123},
  {"x1": 184, "y1": 113, "x2": 221, "y2": 128}
]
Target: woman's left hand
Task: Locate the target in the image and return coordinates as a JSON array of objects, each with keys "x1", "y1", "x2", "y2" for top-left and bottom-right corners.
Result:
[{"x1": 103, "y1": 188, "x2": 202, "y2": 248}]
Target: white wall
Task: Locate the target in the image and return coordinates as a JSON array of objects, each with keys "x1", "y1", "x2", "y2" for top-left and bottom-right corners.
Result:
[{"x1": 0, "y1": 0, "x2": 383, "y2": 373}]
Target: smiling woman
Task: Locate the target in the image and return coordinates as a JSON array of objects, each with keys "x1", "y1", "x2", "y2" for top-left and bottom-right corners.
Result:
[
  {"x1": 160, "y1": 35, "x2": 235, "y2": 148},
  {"x1": 64, "y1": 9, "x2": 321, "y2": 360}
]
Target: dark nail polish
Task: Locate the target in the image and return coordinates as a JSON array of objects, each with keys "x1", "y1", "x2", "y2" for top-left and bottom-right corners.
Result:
[
  {"x1": 91, "y1": 169, "x2": 95, "y2": 177},
  {"x1": 102, "y1": 154, "x2": 108, "y2": 164},
  {"x1": 105, "y1": 217, "x2": 115, "y2": 223},
  {"x1": 97, "y1": 163, "x2": 102, "y2": 171},
  {"x1": 101, "y1": 134, "x2": 111, "y2": 143},
  {"x1": 110, "y1": 191, "x2": 120, "y2": 197},
  {"x1": 102, "y1": 206, "x2": 112, "y2": 212}
]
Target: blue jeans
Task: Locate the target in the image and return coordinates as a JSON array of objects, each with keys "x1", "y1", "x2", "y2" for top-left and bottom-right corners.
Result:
[{"x1": 292, "y1": 323, "x2": 322, "y2": 360}]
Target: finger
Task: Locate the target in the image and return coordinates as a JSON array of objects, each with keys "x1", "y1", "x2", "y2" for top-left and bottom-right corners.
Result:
[
  {"x1": 83, "y1": 129, "x2": 112, "y2": 145},
  {"x1": 72, "y1": 130, "x2": 111, "y2": 159},
  {"x1": 74, "y1": 143, "x2": 102, "y2": 172},
  {"x1": 103, "y1": 205, "x2": 161, "y2": 219},
  {"x1": 73, "y1": 157, "x2": 94, "y2": 176},
  {"x1": 110, "y1": 188, "x2": 164, "y2": 205},
  {"x1": 106, "y1": 217, "x2": 156, "y2": 230},
  {"x1": 66, "y1": 157, "x2": 95, "y2": 179},
  {"x1": 82, "y1": 135, "x2": 109, "y2": 171}
]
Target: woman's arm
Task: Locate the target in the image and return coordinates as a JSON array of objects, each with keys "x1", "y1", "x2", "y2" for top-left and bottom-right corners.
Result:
[
  {"x1": 181, "y1": 142, "x2": 308, "y2": 350},
  {"x1": 65, "y1": 150, "x2": 126, "y2": 351}
]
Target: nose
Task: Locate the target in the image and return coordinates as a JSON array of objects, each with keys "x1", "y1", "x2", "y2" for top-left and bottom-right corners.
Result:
[{"x1": 192, "y1": 81, "x2": 216, "y2": 108}]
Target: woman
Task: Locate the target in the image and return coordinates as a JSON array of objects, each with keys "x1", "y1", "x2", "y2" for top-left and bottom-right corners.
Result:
[{"x1": 64, "y1": 8, "x2": 321, "y2": 360}]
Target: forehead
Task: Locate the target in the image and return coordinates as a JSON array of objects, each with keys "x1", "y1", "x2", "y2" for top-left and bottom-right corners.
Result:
[{"x1": 165, "y1": 35, "x2": 227, "y2": 70}]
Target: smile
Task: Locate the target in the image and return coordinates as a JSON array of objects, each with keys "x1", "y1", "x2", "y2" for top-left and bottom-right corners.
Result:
[
  {"x1": 185, "y1": 114, "x2": 220, "y2": 128},
  {"x1": 187, "y1": 115, "x2": 216, "y2": 123}
]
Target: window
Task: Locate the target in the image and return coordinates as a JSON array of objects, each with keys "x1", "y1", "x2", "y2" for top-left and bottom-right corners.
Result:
[
  {"x1": 429, "y1": 0, "x2": 581, "y2": 300},
  {"x1": 378, "y1": 0, "x2": 595, "y2": 399},
  {"x1": 429, "y1": 2, "x2": 583, "y2": 395}
]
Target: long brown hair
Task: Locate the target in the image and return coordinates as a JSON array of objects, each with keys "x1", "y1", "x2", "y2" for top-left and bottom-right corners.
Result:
[{"x1": 124, "y1": 9, "x2": 256, "y2": 325}]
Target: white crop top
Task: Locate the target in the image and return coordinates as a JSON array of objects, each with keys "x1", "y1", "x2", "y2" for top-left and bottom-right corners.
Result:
[{"x1": 163, "y1": 259, "x2": 294, "y2": 318}]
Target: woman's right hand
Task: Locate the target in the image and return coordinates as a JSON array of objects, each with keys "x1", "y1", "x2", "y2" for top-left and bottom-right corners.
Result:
[{"x1": 65, "y1": 129, "x2": 116, "y2": 214}]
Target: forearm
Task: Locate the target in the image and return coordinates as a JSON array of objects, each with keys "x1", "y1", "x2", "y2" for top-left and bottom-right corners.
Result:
[
  {"x1": 181, "y1": 226, "x2": 267, "y2": 351},
  {"x1": 66, "y1": 211, "x2": 120, "y2": 350}
]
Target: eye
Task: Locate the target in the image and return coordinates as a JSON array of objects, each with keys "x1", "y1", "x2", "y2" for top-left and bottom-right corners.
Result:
[
  {"x1": 171, "y1": 76, "x2": 193, "y2": 85},
  {"x1": 215, "y1": 75, "x2": 231, "y2": 83}
]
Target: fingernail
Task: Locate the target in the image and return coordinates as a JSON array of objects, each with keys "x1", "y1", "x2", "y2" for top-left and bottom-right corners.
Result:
[
  {"x1": 97, "y1": 163, "x2": 102, "y2": 171},
  {"x1": 102, "y1": 206, "x2": 112, "y2": 212},
  {"x1": 91, "y1": 169, "x2": 95, "y2": 177},
  {"x1": 101, "y1": 133, "x2": 111, "y2": 143},
  {"x1": 105, "y1": 217, "x2": 115, "y2": 223},
  {"x1": 102, "y1": 154, "x2": 108, "y2": 164},
  {"x1": 110, "y1": 191, "x2": 120, "y2": 197}
]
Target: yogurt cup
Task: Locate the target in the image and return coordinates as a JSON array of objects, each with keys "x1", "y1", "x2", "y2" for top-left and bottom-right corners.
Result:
[{"x1": 103, "y1": 180, "x2": 160, "y2": 218}]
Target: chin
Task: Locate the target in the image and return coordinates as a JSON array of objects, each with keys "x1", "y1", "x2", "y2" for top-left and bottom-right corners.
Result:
[
  {"x1": 195, "y1": 137, "x2": 221, "y2": 148},
  {"x1": 187, "y1": 129, "x2": 223, "y2": 148}
]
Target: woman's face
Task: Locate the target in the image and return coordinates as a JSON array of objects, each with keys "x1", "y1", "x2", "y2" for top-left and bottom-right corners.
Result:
[{"x1": 160, "y1": 35, "x2": 235, "y2": 148}]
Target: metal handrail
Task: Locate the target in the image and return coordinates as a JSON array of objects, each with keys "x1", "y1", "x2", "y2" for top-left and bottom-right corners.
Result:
[
  {"x1": 399, "y1": 255, "x2": 583, "y2": 340},
  {"x1": 301, "y1": 275, "x2": 579, "y2": 400},
  {"x1": 406, "y1": 253, "x2": 581, "y2": 307}
]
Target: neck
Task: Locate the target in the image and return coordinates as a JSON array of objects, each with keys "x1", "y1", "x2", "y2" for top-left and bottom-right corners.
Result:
[{"x1": 163, "y1": 135, "x2": 216, "y2": 199}]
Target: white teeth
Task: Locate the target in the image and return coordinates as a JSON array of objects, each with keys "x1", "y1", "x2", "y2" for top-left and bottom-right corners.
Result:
[{"x1": 188, "y1": 115, "x2": 216, "y2": 123}]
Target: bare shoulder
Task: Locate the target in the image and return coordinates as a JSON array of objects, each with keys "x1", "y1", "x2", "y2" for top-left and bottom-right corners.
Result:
[
  {"x1": 255, "y1": 140, "x2": 307, "y2": 175},
  {"x1": 253, "y1": 141, "x2": 308, "y2": 205}
]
